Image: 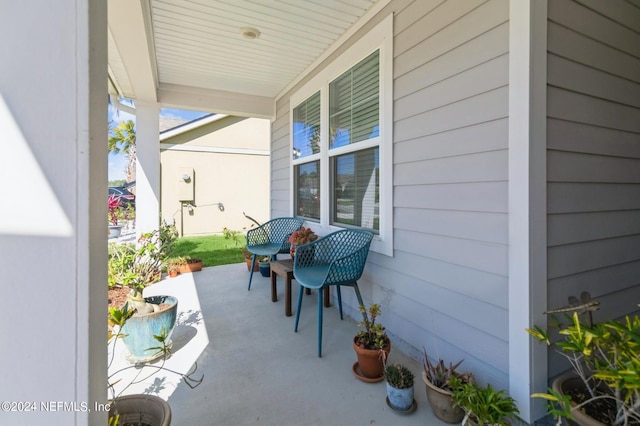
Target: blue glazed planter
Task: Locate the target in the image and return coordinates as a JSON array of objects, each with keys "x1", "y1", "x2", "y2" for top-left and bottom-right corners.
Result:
[
  {"x1": 386, "y1": 383, "x2": 414, "y2": 411},
  {"x1": 121, "y1": 296, "x2": 178, "y2": 363},
  {"x1": 259, "y1": 262, "x2": 271, "y2": 277}
]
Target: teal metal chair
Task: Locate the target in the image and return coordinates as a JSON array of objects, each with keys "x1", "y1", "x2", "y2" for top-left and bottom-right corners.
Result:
[
  {"x1": 246, "y1": 217, "x2": 304, "y2": 290},
  {"x1": 293, "y1": 229, "x2": 374, "y2": 357}
]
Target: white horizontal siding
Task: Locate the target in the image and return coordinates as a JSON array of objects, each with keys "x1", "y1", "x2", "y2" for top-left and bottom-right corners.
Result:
[{"x1": 546, "y1": 0, "x2": 640, "y2": 377}]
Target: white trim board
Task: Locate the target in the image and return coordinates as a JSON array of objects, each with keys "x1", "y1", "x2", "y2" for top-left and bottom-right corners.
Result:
[{"x1": 159, "y1": 143, "x2": 269, "y2": 156}]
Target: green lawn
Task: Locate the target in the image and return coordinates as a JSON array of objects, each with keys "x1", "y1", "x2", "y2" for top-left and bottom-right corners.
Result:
[{"x1": 167, "y1": 235, "x2": 244, "y2": 267}]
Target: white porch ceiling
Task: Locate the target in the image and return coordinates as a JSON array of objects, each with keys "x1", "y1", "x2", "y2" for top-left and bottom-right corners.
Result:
[{"x1": 108, "y1": 0, "x2": 384, "y2": 118}]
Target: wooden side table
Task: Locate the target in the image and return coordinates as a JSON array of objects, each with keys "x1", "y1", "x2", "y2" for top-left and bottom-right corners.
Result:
[{"x1": 270, "y1": 259, "x2": 329, "y2": 316}]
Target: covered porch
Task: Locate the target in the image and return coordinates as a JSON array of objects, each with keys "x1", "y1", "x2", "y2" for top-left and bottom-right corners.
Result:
[{"x1": 124, "y1": 263, "x2": 437, "y2": 425}]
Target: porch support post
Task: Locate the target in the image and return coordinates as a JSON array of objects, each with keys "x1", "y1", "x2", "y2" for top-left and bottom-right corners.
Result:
[
  {"x1": 508, "y1": 0, "x2": 548, "y2": 423},
  {"x1": 135, "y1": 101, "x2": 161, "y2": 238},
  {"x1": 0, "y1": 1, "x2": 108, "y2": 424}
]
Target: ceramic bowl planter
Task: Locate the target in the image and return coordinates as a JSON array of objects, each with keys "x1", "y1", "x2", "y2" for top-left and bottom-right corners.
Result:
[
  {"x1": 422, "y1": 371, "x2": 464, "y2": 423},
  {"x1": 120, "y1": 295, "x2": 178, "y2": 363},
  {"x1": 551, "y1": 372, "x2": 608, "y2": 426},
  {"x1": 352, "y1": 337, "x2": 391, "y2": 382},
  {"x1": 109, "y1": 394, "x2": 171, "y2": 426}
]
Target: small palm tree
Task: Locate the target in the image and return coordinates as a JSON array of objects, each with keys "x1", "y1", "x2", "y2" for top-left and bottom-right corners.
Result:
[{"x1": 108, "y1": 119, "x2": 136, "y2": 182}]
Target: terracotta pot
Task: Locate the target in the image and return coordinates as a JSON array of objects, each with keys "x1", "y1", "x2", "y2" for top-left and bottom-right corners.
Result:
[
  {"x1": 245, "y1": 257, "x2": 260, "y2": 272},
  {"x1": 552, "y1": 372, "x2": 608, "y2": 426},
  {"x1": 422, "y1": 371, "x2": 465, "y2": 423},
  {"x1": 353, "y1": 337, "x2": 391, "y2": 379},
  {"x1": 179, "y1": 259, "x2": 202, "y2": 273},
  {"x1": 168, "y1": 270, "x2": 179, "y2": 278}
]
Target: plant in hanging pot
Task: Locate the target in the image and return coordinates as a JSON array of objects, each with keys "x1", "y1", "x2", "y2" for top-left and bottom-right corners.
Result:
[
  {"x1": 353, "y1": 303, "x2": 391, "y2": 382},
  {"x1": 527, "y1": 310, "x2": 640, "y2": 426},
  {"x1": 450, "y1": 376, "x2": 520, "y2": 426},
  {"x1": 383, "y1": 363, "x2": 416, "y2": 413},
  {"x1": 287, "y1": 226, "x2": 318, "y2": 258},
  {"x1": 422, "y1": 348, "x2": 474, "y2": 423}
]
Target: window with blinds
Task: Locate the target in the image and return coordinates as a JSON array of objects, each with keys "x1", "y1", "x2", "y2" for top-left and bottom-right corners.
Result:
[
  {"x1": 329, "y1": 51, "x2": 380, "y2": 149},
  {"x1": 288, "y1": 14, "x2": 392, "y2": 255}
]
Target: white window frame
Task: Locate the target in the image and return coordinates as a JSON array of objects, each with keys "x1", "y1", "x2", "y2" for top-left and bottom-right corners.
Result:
[{"x1": 289, "y1": 14, "x2": 393, "y2": 256}]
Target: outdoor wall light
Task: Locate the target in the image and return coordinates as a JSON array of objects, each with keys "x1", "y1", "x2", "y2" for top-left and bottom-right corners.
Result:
[
  {"x1": 217, "y1": 203, "x2": 225, "y2": 212},
  {"x1": 182, "y1": 173, "x2": 191, "y2": 182}
]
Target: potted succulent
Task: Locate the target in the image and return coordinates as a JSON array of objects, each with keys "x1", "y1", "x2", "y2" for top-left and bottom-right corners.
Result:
[
  {"x1": 450, "y1": 377, "x2": 520, "y2": 426},
  {"x1": 383, "y1": 363, "x2": 416, "y2": 412},
  {"x1": 422, "y1": 348, "x2": 474, "y2": 423},
  {"x1": 527, "y1": 310, "x2": 640, "y2": 426},
  {"x1": 166, "y1": 257, "x2": 186, "y2": 278},
  {"x1": 286, "y1": 226, "x2": 318, "y2": 258},
  {"x1": 108, "y1": 193, "x2": 124, "y2": 238},
  {"x1": 353, "y1": 303, "x2": 391, "y2": 382}
]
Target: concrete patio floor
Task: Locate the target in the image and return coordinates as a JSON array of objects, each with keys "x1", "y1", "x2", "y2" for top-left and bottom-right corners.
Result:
[{"x1": 121, "y1": 262, "x2": 448, "y2": 425}]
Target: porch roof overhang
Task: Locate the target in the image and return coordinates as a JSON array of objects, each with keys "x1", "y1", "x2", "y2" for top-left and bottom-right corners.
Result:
[{"x1": 108, "y1": 0, "x2": 388, "y2": 120}]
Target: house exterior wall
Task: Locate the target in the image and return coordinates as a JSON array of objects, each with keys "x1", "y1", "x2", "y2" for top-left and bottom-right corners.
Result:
[
  {"x1": 161, "y1": 117, "x2": 271, "y2": 235},
  {"x1": 273, "y1": 0, "x2": 511, "y2": 390},
  {"x1": 546, "y1": 0, "x2": 640, "y2": 377}
]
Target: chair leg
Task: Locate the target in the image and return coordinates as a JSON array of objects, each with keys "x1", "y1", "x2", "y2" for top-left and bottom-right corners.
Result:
[
  {"x1": 336, "y1": 285, "x2": 344, "y2": 320},
  {"x1": 353, "y1": 283, "x2": 366, "y2": 321},
  {"x1": 317, "y1": 288, "x2": 324, "y2": 358},
  {"x1": 294, "y1": 284, "x2": 304, "y2": 332},
  {"x1": 247, "y1": 254, "x2": 257, "y2": 291}
]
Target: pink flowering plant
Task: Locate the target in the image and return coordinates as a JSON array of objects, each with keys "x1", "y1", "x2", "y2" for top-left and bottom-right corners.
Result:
[
  {"x1": 287, "y1": 226, "x2": 318, "y2": 246},
  {"x1": 108, "y1": 193, "x2": 123, "y2": 225}
]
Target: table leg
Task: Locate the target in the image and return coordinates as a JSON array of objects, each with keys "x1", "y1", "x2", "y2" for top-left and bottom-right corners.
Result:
[
  {"x1": 285, "y1": 274, "x2": 292, "y2": 317},
  {"x1": 270, "y1": 271, "x2": 277, "y2": 302},
  {"x1": 323, "y1": 287, "x2": 330, "y2": 307}
]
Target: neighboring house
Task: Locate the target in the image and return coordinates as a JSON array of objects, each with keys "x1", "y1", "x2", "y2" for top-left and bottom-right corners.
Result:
[
  {"x1": 4, "y1": 1, "x2": 639, "y2": 424},
  {"x1": 159, "y1": 114, "x2": 270, "y2": 235}
]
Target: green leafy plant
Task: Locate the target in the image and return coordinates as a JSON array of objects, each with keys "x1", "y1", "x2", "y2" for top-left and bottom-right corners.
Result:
[
  {"x1": 108, "y1": 221, "x2": 180, "y2": 313},
  {"x1": 423, "y1": 348, "x2": 473, "y2": 391},
  {"x1": 107, "y1": 303, "x2": 203, "y2": 424},
  {"x1": 355, "y1": 304, "x2": 389, "y2": 350},
  {"x1": 384, "y1": 363, "x2": 415, "y2": 389},
  {"x1": 450, "y1": 376, "x2": 520, "y2": 426},
  {"x1": 222, "y1": 227, "x2": 243, "y2": 246},
  {"x1": 527, "y1": 311, "x2": 640, "y2": 426}
]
